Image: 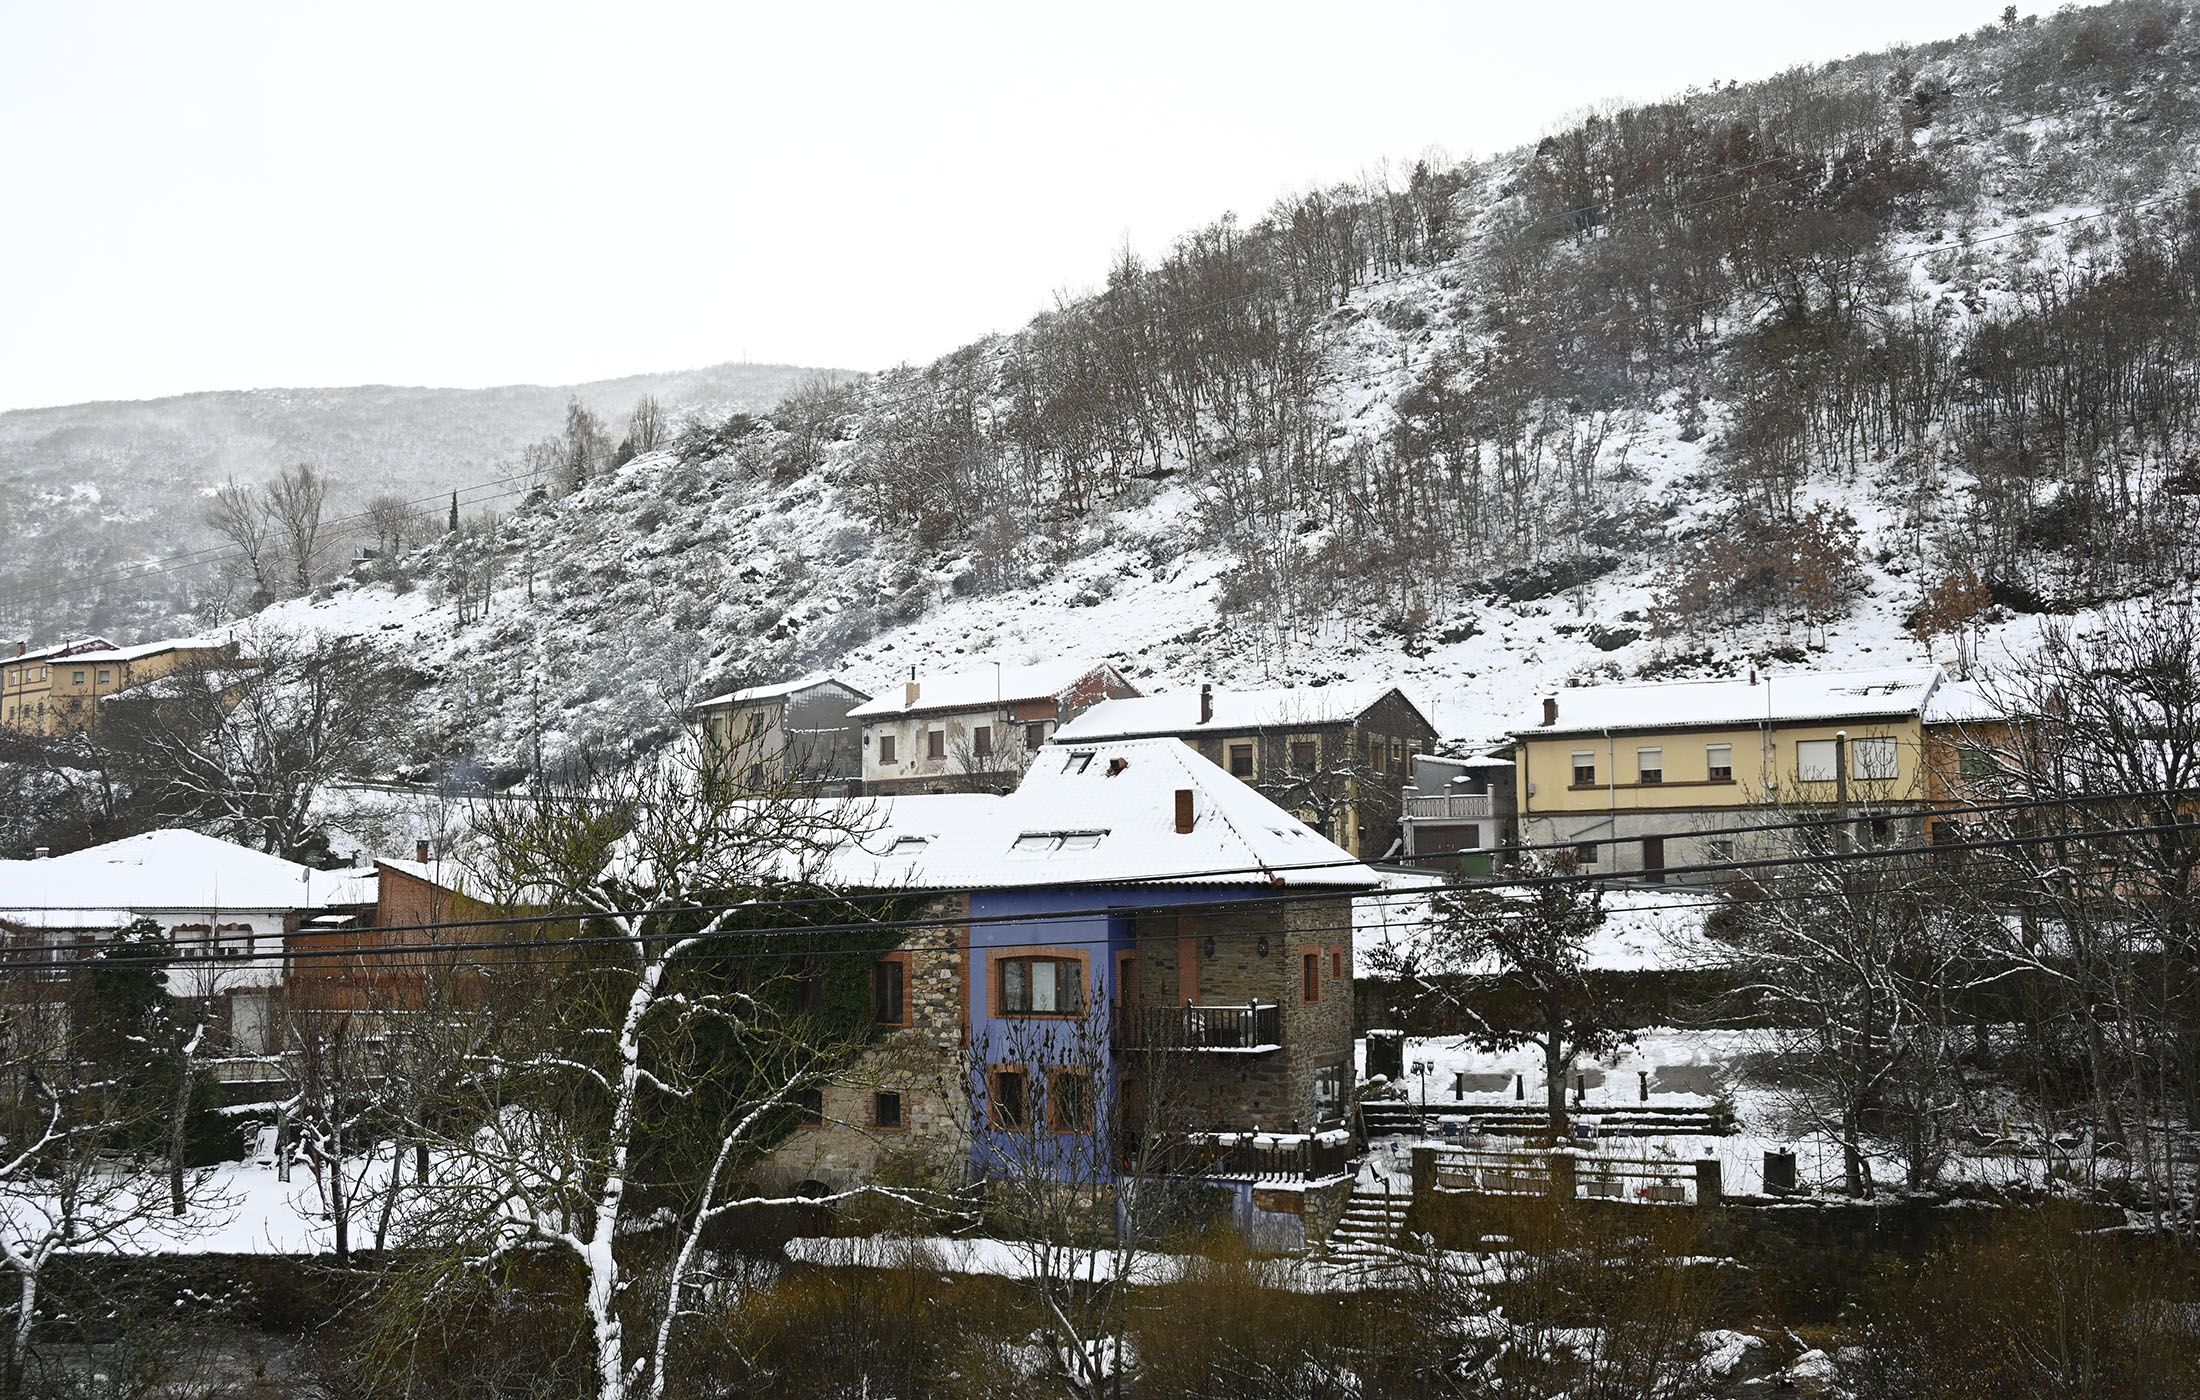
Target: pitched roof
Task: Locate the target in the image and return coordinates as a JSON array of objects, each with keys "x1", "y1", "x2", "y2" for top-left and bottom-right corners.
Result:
[
  {"x1": 846, "y1": 660, "x2": 1127, "y2": 720},
  {"x1": 1521, "y1": 666, "x2": 1946, "y2": 737},
  {"x1": 10, "y1": 637, "x2": 117, "y2": 664},
  {"x1": 65, "y1": 636, "x2": 230, "y2": 666},
  {"x1": 803, "y1": 737, "x2": 1377, "y2": 890},
  {"x1": 1051, "y1": 683, "x2": 1416, "y2": 742},
  {"x1": 1921, "y1": 678, "x2": 2004, "y2": 726},
  {"x1": 694, "y1": 674, "x2": 869, "y2": 711},
  {"x1": 0, "y1": 830, "x2": 320, "y2": 914}
]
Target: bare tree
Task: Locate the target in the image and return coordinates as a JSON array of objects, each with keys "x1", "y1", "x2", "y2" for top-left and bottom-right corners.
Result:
[
  {"x1": 362, "y1": 491, "x2": 422, "y2": 561},
  {"x1": 627, "y1": 395, "x2": 667, "y2": 457},
  {"x1": 202, "y1": 477, "x2": 275, "y2": 602},
  {"x1": 266, "y1": 462, "x2": 330, "y2": 594}
]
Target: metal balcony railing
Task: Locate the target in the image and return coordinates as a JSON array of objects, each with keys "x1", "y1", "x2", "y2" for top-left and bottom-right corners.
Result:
[
  {"x1": 1118, "y1": 1002, "x2": 1282, "y2": 1051},
  {"x1": 1404, "y1": 793, "x2": 1496, "y2": 822}
]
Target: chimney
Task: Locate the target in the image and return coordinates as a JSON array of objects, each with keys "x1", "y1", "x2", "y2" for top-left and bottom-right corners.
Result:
[
  {"x1": 1198, "y1": 683, "x2": 1214, "y2": 725},
  {"x1": 1174, "y1": 788, "x2": 1195, "y2": 834},
  {"x1": 1541, "y1": 696, "x2": 1558, "y2": 727},
  {"x1": 1107, "y1": 757, "x2": 1128, "y2": 776},
  {"x1": 1748, "y1": 667, "x2": 1758, "y2": 687},
  {"x1": 31, "y1": 847, "x2": 49, "y2": 860},
  {"x1": 415, "y1": 838, "x2": 431, "y2": 863},
  {"x1": 904, "y1": 670, "x2": 921, "y2": 707}
]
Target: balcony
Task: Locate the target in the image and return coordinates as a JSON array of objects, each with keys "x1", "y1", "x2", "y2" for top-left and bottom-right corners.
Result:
[
  {"x1": 1405, "y1": 793, "x2": 1496, "y2": 822},
  {"x1": 1118, "y1": 1002, "x2": 1282, "y2": 1052}
]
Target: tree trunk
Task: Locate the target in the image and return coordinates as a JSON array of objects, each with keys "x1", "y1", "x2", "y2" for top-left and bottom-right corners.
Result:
[
  {"x1": 1543, "y1": 1037, "x2": 1569, "y2": 1141},
  {"x1": 9, "y1": 1266, "x2": 36, "y2": 1387}
]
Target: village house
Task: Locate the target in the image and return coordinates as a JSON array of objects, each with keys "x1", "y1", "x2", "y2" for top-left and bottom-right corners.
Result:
[
  {"x1": 1513, "y1": 665, "x2": 1949, "y2": 881},
  {"x1": 693, "y1": 675, "x2": 871, "y2": 792},
  {"x1": 848, "y1": 660, "x2": 1138, "y2": 794},
  {"x1": 0, "y1": 635, "x2": 241, "y2": 737},
  {"x1": 1399, "y1": 749, "x2": 1518, "y2": 874},
  {"x1": 1047, "y1": 682, "x2": 1438, "y2": 859},
  {"x1": 284, "y1": 844, "x2": 522, "y2": 1025},
  {"x1": 752, "y1": 736, "x2": 1372, "y2": 1246},
  {"x1": 0, "y1": 830, "x2": 364, "y2": 1067}
]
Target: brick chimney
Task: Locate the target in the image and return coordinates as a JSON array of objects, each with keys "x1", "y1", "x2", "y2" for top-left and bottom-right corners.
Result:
[
  {"x1": 1198, "y1": 683, "x2": 1214, "y2": 725},
  {"x1": 1174, "y1": 788, "x2": 1195, "y2": 834},
  {"x1": 415, "y1": 838, "x2": 431, "y2": 863},
  {"x1": 1541, "y1": 696, "x2": 1558, "y2": 726}
]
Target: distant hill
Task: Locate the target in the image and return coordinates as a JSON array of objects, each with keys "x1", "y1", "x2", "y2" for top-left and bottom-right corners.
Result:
[{"x1": 0, "y1": 361, "x2": 851, "y2": 638}]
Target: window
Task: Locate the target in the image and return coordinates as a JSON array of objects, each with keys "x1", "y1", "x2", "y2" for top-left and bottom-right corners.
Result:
[
  {"x1": 989, "y1": 1068, "x2": 1028, "y2": 1130},
  {"x1": 745, "y1": 710, "x2": 766, "y2": 739},
  {"x1": 1868, "y1": 817, "x2": 1892, "y2": 845},
  {"x1": 1958, "y1": 746, "x2": 1996, "y2": 780},
  {"x1": 872, "y1": 955, "x2": 907, "y2": 1025},
  {"x1": 1291, "y1": 739, "x2": 1318, "y2": 770},
  {"x1": 1707, "y1": 838, "x2": 1736, "y2": 862},
  {"x1": 1227, "y1": 742, "x2": 1255, "y2": 778},
  {"x1": 96, "y1": 670, "x2": 110, "y2": 684},
  {"x1": 1302, "y1": 950, "x2": 1321, "y2": 1003},
  {"x1": 1024, "y1": 721, "x2": 1048, "y2": 751},
  {"x1": 1063, "y1": 750, "x2": 1095, "y2": 774},
  {"x1": 796, "y1": 1088, "x2": 824, "y2": 1126},
  {"x1": 1852, "y1": 737, "x2": 1899, "y2": 781},
  {"x1": 1571, "y1": 752, "x2": 1596, "y2": 785},
  {"x1": 1371, "y1": 742, "x2": 1387, "y2": 775},
  {"x1": 1637, "y1": 747, "x2": 1663, "y2": 784},
  {"x1": 872, "y1": 1091, "x2": 905, "y2": 1130},
  {"x1": 1047, "y1": 1069, "x2": 1092, "y2": 1132},
  {"x1": 999, "y1": 955, "x2": 1083, "y2": 1015},
  {"x1": 1314, "y1": 1063, "x2": 1345, "y2": 1119},
  {"x1": 884, "y1": 836, "x2": 929, "y2": 856},
  {"x1": 973, "y1": 725, "x2": 993, "y2": 757},
  {"x1": 1573, "y1": 842, "x2": 1599, "y2": 865},
  {"x1": 877, "y1": 734, "x2": 897, "y2": 765},
  {"x1": 70, "y1": 671, "x2": 84, "y2": 685},
  {"x1": 1706, "y1": 744, "x2": 1734, "y2": 782},
  {"x1": 1011, "y1": 830, "x2": 1108, "y2": 853},
  {"x1": 1330, "y1": 947, "x2": 1344, "y2": 980},
  {"x1": 926, "y1": 729, "x2": 945, "y2": 761},
  {"x1": 1795, "y1": 740, "x2": 1837, "y2": 782}
]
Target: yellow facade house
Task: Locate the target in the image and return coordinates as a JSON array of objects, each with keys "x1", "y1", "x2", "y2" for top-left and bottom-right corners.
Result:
[
  {"x1": 1512, "y1": 665, "x2": 1948, "y2": 881},
  {"x1": 1, "y1": 636, "x2": 239, "y2": 737}
]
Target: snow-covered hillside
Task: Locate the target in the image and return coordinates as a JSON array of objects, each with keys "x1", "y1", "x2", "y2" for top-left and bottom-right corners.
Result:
[{"x1": 254, "y1": 2, "x2": 2200, "y2": 780}]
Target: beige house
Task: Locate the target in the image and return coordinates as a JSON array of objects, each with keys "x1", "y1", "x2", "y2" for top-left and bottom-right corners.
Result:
[
  {"x1": 693, "y1": 675, "x2": 870, "y2": 792},
  {"x1": 850, "y1": 660, "x2": 1138, "y2": 793},
  {"x1": 1, "y1": 636, "x2": 239, "y2": 737},
  {"x1": 1513, "y1": 665, "x2": 1947, "y2": 880}
]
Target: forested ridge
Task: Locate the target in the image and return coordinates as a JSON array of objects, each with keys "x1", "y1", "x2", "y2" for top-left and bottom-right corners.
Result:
[{"x1": 240, "y1": 1, "x2": 2200, "y2": 777}]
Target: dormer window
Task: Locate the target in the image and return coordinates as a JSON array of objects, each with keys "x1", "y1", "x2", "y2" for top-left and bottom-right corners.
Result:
[{"x1": 1063, "y1": 751, "x2": 1095, "y2": 774}]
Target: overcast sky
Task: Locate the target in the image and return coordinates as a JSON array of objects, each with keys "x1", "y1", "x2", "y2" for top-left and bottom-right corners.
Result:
[{"x1": 0, "y1": 0, "x2": 2005, "y2": 412}]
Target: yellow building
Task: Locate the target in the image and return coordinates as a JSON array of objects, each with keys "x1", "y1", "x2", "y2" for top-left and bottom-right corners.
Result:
[
  {"x1": 1513, "y1": 665, "x2": 1947, "y2": 881},
  {"x1": 1, "y1": 636, "x2": 239, "y2": 737}
]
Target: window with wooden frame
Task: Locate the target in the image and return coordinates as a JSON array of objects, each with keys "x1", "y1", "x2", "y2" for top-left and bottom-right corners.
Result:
[
  {"x1": 796, "y1": 1088, "x2": 824, "y2": 1126},
  {"x1": 989, "y1": 1067, "x2": 1028, "y2": 1130},
  {"x1": 1047, "y1": 1068, "x2": 1093, "y2": 1133},
  {"x1": 1571, "y1": 751, "x2": 1596, "y2": 785},
  {"x1": 927, "y1": 728, "x2": 946, "y2": 761},
  {"x1": 1302, "y1": 950, "x2": 1321, "y2": 1003},
  {"x1": 877, "y1": 733, "x2": 897, "y2": 765},
  {"x1": 997, "y1": 954, "x2": 1083, "y2": 1016},
  {"x1": 1226, "y1": 742, "x2": 1255, "y2": 778},
  {"x1": 1024, "y1": 721, "x2": 1047, "y2": 751},
  {"x1": 1371, "y1": 740, "x2": 1387, "y2": 775},
  {"x1": 1290, "y1": 738, "x2": 1318, "y2": 770},
  {"x1": 973, "y1": 724, "x2": 993, "y2": 757},
  {"x1": 871, "y1": 953, "x2": 909, "y2": 1026},
  {"x1": 1330, "y1": 946, "x2": 1344, "y2": 981},
  {"x1": 872, "y1": 1090, "x2": 905, "y2": 1130}
]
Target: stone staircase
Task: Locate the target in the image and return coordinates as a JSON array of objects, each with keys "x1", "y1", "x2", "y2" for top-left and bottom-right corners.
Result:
[
  {"x1": 1357, "y1": 1099, "x2": 1424, "y2": 1138},
  {"x1": 1323, "y1": 1185, "x2": 1412, "y2": 1276}
]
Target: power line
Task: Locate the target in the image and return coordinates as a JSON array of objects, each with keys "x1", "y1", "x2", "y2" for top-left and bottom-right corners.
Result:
[{"x1": 0, "y1": 811, "x2": 2185, "y2": 975}]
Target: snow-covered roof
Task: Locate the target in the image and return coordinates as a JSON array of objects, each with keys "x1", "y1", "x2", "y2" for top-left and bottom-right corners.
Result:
[
  {"x1": 804, "y1": 737, "x2": 1378, "y2": 890},
  {"x1": 1922, "y1": 677, "x2": 2005, "y2": 726},
  {"x1": 0, "y1": 908, "x2": 139, "y2": 930},
  {"x1": 0, "y1": 831, "x2": 321, "y2": 914},
  {"x1": 1523, "y1": 666, "x2": 1945, "y2": 737},
  {"x1": 1051, "y1": 683, "x2": 1416, "y2": 742},
  {"x1": 9, "y1": 637, "x2": 117, "y2": 665},
  {"x1": 65, "y1": 636, "x2": 229, "y2": 666},
  {"x1": 846, "y1": 660, "x2": 1125, "y2": 720},
  {"x1": 694, "y1": 674, "x2": 868, "y2": 711},
  {"x1": 307, "y1": 866, "x2": 379, "y2": 907}
]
